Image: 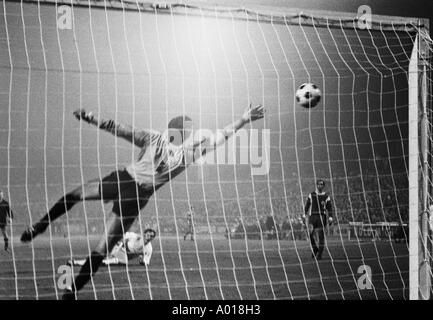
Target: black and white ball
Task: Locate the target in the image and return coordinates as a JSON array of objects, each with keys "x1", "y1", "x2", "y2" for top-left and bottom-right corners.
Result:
[{"x1": 295, "y1": 83, "x2": 321, "y2": 108}]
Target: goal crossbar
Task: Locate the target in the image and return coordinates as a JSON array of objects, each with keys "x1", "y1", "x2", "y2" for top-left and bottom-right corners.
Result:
[{"x1": 8, "y1": 0, "x2": 429, "y2": 32}]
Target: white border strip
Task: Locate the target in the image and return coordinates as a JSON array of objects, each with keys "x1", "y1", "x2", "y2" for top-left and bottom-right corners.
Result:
[{"x1": 408, "y1": 35, "x2": 419, "y2": 300}]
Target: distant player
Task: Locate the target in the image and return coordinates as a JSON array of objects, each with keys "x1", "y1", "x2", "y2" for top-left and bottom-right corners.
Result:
[
  {"x1": 304, "y1": 179, "x2": 333, "y2": 260},
  {"x1": 68, "y1": 229, "x2": 156, "y2": 266},
  {"x1": 20, "y1": 103, "x2": 264, "y2": 299},
  {"x1": 0, "y1": 190, "x2": 14, "y2": 252},
  {"x1": 183, "y1": 206, "x2": 195, "y2": 241}
]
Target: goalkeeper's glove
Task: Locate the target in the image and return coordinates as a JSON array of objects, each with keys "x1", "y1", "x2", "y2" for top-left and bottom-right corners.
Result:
[{"x1": 73, "y1": 108, "x2": 94, "y2": 123}]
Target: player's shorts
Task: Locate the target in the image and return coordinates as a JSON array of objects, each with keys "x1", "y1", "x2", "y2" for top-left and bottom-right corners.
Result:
[
  {"x1": 308, "y1": 214, "x2": 327, "y2": 229},
  {"x1": 99, "y1": 169, "x2": 152, "y2": 217}
]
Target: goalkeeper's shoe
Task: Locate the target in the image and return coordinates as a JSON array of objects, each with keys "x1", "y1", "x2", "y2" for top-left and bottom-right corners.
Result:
[
  {"x1": 20, "y1": 223, "x2": 46, "y2": 243},
  {"x1": 62, "y1": 287, "x2": 77, "y2": 300}
]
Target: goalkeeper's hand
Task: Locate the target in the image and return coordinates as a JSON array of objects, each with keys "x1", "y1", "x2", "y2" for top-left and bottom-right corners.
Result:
[{"x1": 73, "y1": 108, "x2": 94, "y2": 123}]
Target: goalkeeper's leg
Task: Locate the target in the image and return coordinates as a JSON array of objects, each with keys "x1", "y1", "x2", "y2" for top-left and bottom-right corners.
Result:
[
  {"x1": 62, "y1": 214, "x2": 135, "y2": 300},
  {"x1": 21, "y1": 179, "x2": 102, "y2": 242}
]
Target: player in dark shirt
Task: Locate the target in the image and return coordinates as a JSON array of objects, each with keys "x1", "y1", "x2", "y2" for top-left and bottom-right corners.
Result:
[
  {"x1": 304, "y1": 180, "x2": 333, "y2": 260},
  {"x1": 0, "y1": 190, "x2": 14, "y2": 251},
  {"x1": 183, "y1": 206, "x2": 195, "y2": 241}
]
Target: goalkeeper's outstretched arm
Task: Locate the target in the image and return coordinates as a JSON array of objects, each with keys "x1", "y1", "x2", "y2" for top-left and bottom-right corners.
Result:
[
  {"x1": 189, "y1": 104, "x2": 265, "y2": 155},
  {"x1": 73, "y1": 108, "x2": 161, "y2": 148}
]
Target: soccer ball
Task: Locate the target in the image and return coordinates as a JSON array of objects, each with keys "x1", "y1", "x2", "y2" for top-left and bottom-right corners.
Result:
[{"x1": 295, "y1": 83, "x2": 321, "y2": 108}]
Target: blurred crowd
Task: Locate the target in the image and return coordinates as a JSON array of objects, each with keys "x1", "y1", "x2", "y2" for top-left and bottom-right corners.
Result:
[{"x1": 48, "y1": 165, "x2": 408, "y2": 237}]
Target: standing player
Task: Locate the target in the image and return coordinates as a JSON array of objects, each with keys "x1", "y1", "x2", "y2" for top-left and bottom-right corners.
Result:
[
  {"x1": 0, "y1": 190, "x2": 14, "y2": 252},
  {"x1": 20, "y1": 103, "x2": 264, "y2": 299},
  {"x1": 68, "y1": 229, "x2": 156, "y2": 266},
  {"x1": 183, "y1": 206, "x2": 195, "y2": 241},
  {"x1": 304, "y1": 179, "x2": 333, "y2": 260}
]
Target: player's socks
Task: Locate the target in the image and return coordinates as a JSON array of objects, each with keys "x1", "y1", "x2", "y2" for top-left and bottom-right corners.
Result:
[
  {"x1": 4, "y1": 238, "x2": 8, "y2": 251},
  {"x1": 40, "y1": 194, "x2": 79, "y2": 227},
  {"x1": 71, "y1": 251, "x2": 105, "y2": 292}
]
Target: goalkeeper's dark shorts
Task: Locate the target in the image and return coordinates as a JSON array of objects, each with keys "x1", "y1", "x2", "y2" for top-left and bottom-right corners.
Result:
[
  {"x1": 99, "y1": 169, "x2": 152, "y2": 217},
  {"x1": 308, "y1": 214, "x2": 327, "y2": 229}
]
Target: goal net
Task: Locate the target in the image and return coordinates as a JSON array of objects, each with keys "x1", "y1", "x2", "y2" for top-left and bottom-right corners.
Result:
[{"x1": 0, "y1": 0, "x2": 430, "y2": 300}]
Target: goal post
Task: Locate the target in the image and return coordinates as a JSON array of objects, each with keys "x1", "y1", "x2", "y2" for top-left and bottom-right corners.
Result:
[{"x1": 408, "y1": 23, "x2": 432, "y2": 300}]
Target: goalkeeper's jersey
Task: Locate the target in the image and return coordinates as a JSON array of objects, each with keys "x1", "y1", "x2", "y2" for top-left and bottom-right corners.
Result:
[
  {"x1": 304, "y1": 191, "x2": 333, "y2": 217},
  {"x1": 97, "y1": 118, "x2": 206, "y2": 189},
  {"x1": 126, "y1": 136, "x2": 191, "y2": 190}
]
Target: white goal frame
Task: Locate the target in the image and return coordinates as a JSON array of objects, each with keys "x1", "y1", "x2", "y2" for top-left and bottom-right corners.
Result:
[{"x1": 409, "y1": 25, "x2": 431, "y2": 300}]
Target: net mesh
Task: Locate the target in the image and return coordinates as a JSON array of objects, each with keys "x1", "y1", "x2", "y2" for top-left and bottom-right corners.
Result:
[{"x1": 0, "y1": 0, "x2": 430, "y2": 299}]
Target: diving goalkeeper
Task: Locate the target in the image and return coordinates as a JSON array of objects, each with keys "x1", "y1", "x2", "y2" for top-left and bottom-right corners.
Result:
[{"x1": 20, "y1": 103, "x2": 265, "y2": 300}]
